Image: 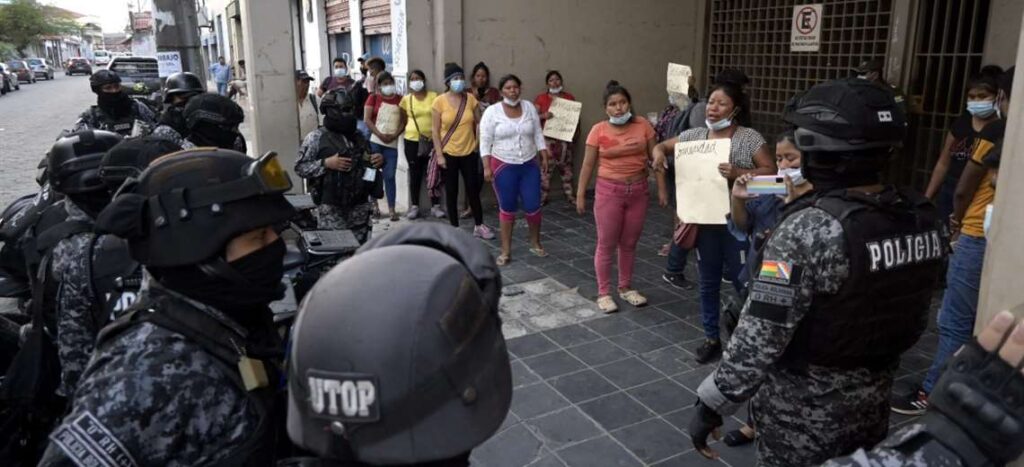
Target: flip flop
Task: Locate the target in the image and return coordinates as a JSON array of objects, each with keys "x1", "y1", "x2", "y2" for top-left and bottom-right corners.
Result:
[
  {"x1": 496, "y1": 254, "x2": 510, "y2": 266},
  {"x1": 529, "y1": 247, "x2": 548, "y2": 258},
  {"x1": 723, "y1": 429, "x2": 755, "y2": 447}
]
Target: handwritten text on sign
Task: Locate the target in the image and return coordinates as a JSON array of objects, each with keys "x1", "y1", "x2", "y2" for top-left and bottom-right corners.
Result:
[
  {"x1": 666, "y1": 63, "x2": 692, "y2": 95},
  {"x1": 675, "y1": 139, "x2": 731, "y2": 224},
  {"x1": 375, "y1": 103, "x2": 402, "y2": 135},
  {"x1": 542, "y1": 97, "x2": 582, "y2": 143}
]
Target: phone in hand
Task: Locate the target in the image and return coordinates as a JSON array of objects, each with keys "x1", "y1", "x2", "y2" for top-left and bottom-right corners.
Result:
[{"x1": 747, "y1": 176, "x2": 787, "y2": 196}]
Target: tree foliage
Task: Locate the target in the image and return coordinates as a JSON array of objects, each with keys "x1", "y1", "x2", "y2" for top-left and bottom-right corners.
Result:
[{"x1": 0, "y1": 0, "x2": 82, "y2": 56}]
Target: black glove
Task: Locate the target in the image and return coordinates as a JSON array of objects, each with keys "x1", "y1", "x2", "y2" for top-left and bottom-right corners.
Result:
[{"x1": 688, "y1": 400, "x2": 724, "y2": 459}]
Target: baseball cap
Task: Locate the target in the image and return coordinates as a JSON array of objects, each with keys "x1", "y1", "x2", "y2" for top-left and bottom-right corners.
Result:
[{"x1": 295, "y1": 70, "x2": 313, "y2": 81}]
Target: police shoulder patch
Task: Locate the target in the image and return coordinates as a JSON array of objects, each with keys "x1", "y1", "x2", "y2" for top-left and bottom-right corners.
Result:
[
  {"x1": 50, "y1": 412, "x2": 138, "y2": 467},
  {"x1": 757, "y1": 260, "x2": 798, "y2": 285},
  {"x1": 306, "y1": 370, "x2": 380, "y2": 423}
]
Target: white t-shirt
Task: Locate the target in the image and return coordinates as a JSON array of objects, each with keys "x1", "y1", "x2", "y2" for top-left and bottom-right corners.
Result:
[{"x1": 478, "y1": 100, "x2": 546, "y2": 165}]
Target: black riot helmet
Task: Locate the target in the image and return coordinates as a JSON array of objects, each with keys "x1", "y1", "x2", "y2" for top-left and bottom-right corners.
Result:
[
  {"x1": 782, "y1": 78, "x2": 906, "y2": 190},
  {"x1": 99, "y1": 136, "x2": 183, "y2": 193},
  {"x1": 95, "y1": 148, "x2": 295, "y2": 267},
  {"x1": 183, "y1": 92, "x2": 245, "y2": 130},
  {"x1": 163, "y1": 72, "x2": 205, "y2": 103},
  {"x1": 47, "y1": 130, "x2": 124, "y2": 196},
  {"x1": 90, "y1": 69, "x2": 121, "y2": 94},
  {"x1": 319, "y1": 88, "x2": 357, "y2": 116},
  {"x1": 287, "y1": 223, "x2": 511, "y2": 465}
]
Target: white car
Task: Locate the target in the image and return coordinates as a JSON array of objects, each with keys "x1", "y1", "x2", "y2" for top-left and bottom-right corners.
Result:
[{"x1": 94, "y1": 50, "x2": 112, "y2": 67}]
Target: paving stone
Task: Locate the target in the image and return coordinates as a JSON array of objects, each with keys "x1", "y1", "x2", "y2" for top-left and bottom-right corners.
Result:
[
  {"x1": 672, "y1": 366, "x2": 714, "y2": 393},
  {"x1": 595, "y1": 357, "x2": 663, "y2": 389},
  {"x1": 624, "y1": 308, "x2": 678, "y2": 327},
  {"x1": 563, "y1": 305, "x2": 601, "y2": 321},
  {"x1": 503, "y1": 319, "x2": 533, "y2": 339},
  {"x1": 526, "y1": 451, "x2": 567, "y2": 467},
  {"x1": 651, "y1": 449, "x2": 729, "y2": 466},
  {"x1": 608, "y1": 329, "x2": 673, "y2": 355},
  {"x1": 565, "y1": 339, "x2": 631, "y2": 366},
  {"x1": 548, "y1": 369, "x2": 618, "y2": 403},
  {"x1": 716, "y1": 439, "x2": 757, "y2": 467},
  {"x1": 511, "y1": 359, "x2": 541, "y2": 388},
  {"x1": 640, "y1": 346, "x2": 694, "y2": 376},
  {"x1": 526, "y1": 310, "x2": 587, "y2": 331},
  {"x1": 522, "y1": 277, "x2": 570, "y2": 295},
  {"x1": 511, "y1": 383, "x2": 571, "y2": 419},
  {"x1": 627, "y1": 378, "x2": 692, "y2": 414},
  {"x1": 583, "y1": 315, "x2": 643, "y2": 337},
  {"x1": 578, "y1": 391, "x2": 656, "y2": 431},
  {"x1": 648, "y1": 321, "x2": 705, "y2": 345},
  {"x1": 524, "y1": 406, "x2": 603, "y2": 451},
  {"x1": 555, "y1": 435, "x2": 643, "y2": 467},
  {"x1": 661, "y1": 406, "x2": 698, "y2": 434},
  {"x1": 507, "y1": 333, "x2": 559, "y2": 359},
  {"x1": 642, "y1": 286, "x2": 687, "y2": 308},
  {"x1": 546, "y1": 290, "x2": 598, "y2": 311},
  {"x1": 523, "y1": 350, "x2": 587, "y2": 379},
  {"x1": 503, "y1": 267, "x2": 548, "y2": 285},
  {"x1": 542, "y1": 324, "x2": 602, "y2": 347},
  {"x1": 473, "y1": 423, "x2": 544, "y2": 467},
  {"x1": 611, "y1": 418, "x2": 688, "y2": 464}
]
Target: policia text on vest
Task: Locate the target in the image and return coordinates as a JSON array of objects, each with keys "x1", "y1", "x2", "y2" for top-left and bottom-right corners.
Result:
[{"x1": 866, "y1": 230, "x2": 944, "y2": 272}]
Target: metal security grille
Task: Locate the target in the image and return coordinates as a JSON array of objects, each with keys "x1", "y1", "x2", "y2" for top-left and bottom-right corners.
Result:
[
  {"x1": 325, "y1": 0, "x2": 350, "y2": 34},
  {"x1": 706, "y1": 0, "x2": 892, "y2": 140},
  {"x1": 899, "y1": 0, "x2": 990, "y2": 188},
  {"x1": 361, "y1": 0, "x2": 391, "y2": 35}
]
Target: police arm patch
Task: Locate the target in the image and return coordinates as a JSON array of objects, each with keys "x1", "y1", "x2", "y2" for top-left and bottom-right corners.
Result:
[
  {"x1": 49, "y1": 412, "x2": 138, "y2": 467},
  {"x1": 306, "y1": 371, "x2": 381, "y2": 423},
  {"x1": 748, "y1": 263, "x2": 802, "y2": 324}
]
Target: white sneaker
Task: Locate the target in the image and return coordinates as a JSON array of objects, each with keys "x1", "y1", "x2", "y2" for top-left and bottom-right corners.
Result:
[
  {"x1": 474, "y1": 224, "x2": 495, "y2": 240},
  {"x1": 406, "y1": 206, "x2": 420, "y2": 220},
  {"x1": 431, "y1": 205, "x2": 446, "y2": 218}
]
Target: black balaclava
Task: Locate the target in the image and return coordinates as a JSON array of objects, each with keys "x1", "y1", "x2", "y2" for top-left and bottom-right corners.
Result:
[
  {"x1": 69, "y1": 191, "x2": 113, "y2": 219},
  {"x1": 150, "y1": 237, "x2": 286, "y2": 328},
  {"x1": 802, "y1": 151, "x2": 886, "y2": 193},
  {"x1": 98, "y1": 90, "x2": 134, "y2": 117},
  {"x1": 159, "y1": 105, "x2": 189, "y2": 136},
  {"x1": 323, "y1": 109, "x2": 358, "y2": 136},
  {"x1": 189, "y1": 122, "x2": 241, "y2": 150}
]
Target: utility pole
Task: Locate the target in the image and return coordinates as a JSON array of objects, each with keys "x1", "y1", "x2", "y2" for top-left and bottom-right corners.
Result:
[{"x1": 153, "y1": 0, "x2": 206, "y2": 82}]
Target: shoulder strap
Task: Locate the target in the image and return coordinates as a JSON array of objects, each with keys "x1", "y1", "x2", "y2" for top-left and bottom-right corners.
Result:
[
  {"x1": 408, "y1": 96, "x2": 423, "y2": 136},
  {"x1": 439, "y1": 95, "x2": 468, "y2": 151},
  {"x1": 34, "y1": 220, "x2": 93, "y2": 253}
]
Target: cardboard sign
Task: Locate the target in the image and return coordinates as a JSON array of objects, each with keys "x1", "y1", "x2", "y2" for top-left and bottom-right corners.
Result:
[
  {"x1": 666, "y1": 63, "x2": 692, "y2": 95},
  {"x1": 156, "y1": 51, "x2": 182, "y2": 78},
  {"x1": 542, "y1": 97, "x2": 582, "y2": 142},
  {"x1": 791, "y1": 4, "x2": 823, "y2": 52},
  {"x1": 675, "y1": 139, "x2": 731, "y2": 225},
  {"x1": 375, "y1": 103, "x2": 401, "y2": 135}
]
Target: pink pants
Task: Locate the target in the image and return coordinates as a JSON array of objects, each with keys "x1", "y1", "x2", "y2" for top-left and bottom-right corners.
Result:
[{"x1": 593, "y1": 177, "x2": 649, "y2": 295}]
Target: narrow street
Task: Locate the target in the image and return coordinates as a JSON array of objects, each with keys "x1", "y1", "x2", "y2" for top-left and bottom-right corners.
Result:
[{"x1": 0, "y1": 73, "x2": 96, "y2": 207}]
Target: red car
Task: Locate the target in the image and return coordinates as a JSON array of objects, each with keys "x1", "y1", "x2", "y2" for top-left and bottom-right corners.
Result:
[
  {"x1": 5, "y1": 60, "x2": 36, "y2": 84},
  {"x1": 66, "y1": 57, "x2": 93, "y2": 76}
]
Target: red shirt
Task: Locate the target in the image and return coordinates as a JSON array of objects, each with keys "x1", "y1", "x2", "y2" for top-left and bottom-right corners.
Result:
[
  {"x1": 534, "y1": 91, "x2": 577, "y2": 128},
  {"x1": 364, "y1": 93, "x2": 404, "y2": 125}
]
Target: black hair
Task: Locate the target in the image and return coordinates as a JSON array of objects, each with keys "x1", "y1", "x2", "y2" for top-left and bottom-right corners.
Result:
[
  {"x1": 966, "y1": 65, "x2": 1003, "y2": 96},
  {"x1": 708, "y1": 82, "x2": 751, "y2": 126},
  {"x1": 603, "y1": 80, "x2": 632, "y2": 106},
  {"x1": 332, "y1": 57, "x2": 346, "y2": 65},
  {"x1": 776, "y1": 129, "x2": 797, "y2": 147},
  {"x1": 999, "y1": 66, "x2": 1014, "y2": 97},
  {"x1": 713, "y1": 68, "x2": 750, "y2": 88},
  {"x1": 366, "y1": 57, "x2": 386, "y2": 72},
  {"x1": 408, "y1": 69, "x2": 426, "y2": 83},
  {"x1": 376, "y1": 71, "x2": 394, "y2": 86},
  {"x1": 498, "y1": 74, "x2": 521, "y2": 90},
  {"x1": 545, "y1": 70, "x2": 563, "y2": 84},
  {"x1": 472, "y1": 62, "x2": 491, "y2": 83}
]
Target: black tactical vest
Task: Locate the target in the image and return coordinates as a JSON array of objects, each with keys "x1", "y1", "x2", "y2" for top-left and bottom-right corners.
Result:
[
  {"x1": 88, "y1": 106, "x2": 138, "y2": 136},
  {"x1": 89, "y1": 235, "x2": 141, "y2": 326},
  {"x1": 775, "y1": 187, "x2": 948, "y2": 370},
  {"x1": 315, "y1": 130, "x2": 370, "y2": 209}
]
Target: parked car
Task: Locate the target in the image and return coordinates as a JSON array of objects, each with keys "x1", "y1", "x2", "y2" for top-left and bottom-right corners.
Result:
[
  {"x1": 5, "y1": 60, "x2": 36, "y2": 84},
  {"x1": 66, "y1": 57, "x2": 93, "y2": 76},
  {"x1": 93, "y1": 50, "x2": 111, "y2": 67},
  {"x1": 25, "y1": 57, "x2": 54, "y2": 80},
  {"x1": 108, "y1": 56, "x2": 161, "y2": 98},
  {"x1": 0, "y1": 63, "x2": 20, "y2": 94}
]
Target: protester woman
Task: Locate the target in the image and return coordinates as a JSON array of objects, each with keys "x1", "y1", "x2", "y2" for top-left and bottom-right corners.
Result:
[
  {"x1": 653, "y1": 81, "x2": 775, "y2": 363},
  {"x1": 400, "y1": 69, "x2": 444, "y2": 219},
  {"x1": 577, "y1": 81, "x2": 668, "y2": 313},
  {"x1": 479, "y1": 74, "x2": 550, "y2": 266},
  {"x1": 470, "y1": 61, "x2": 502, "y2": 109},
  {"x1": 924, "y1": 65, "x2": 1003, "y2": 220},
  {"x1": 535, "y1": 70, "x2": 578, "y2": 205},
  {"x1": 364, "y1": 71, "x2": 407, "y2": 221},
  {"x1": 432, "y1": 63, "x2": 494, "y2": 239}
]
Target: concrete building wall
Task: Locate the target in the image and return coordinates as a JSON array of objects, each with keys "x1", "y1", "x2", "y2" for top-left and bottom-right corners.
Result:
[{"x1": 982, "y1": 0, "x2": 1024, "y2": 68}]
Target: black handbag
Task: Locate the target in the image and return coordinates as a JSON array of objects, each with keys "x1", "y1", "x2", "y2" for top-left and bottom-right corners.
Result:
[{"x1": 408, "y1": 97, "x2": 433, "y2": 157}]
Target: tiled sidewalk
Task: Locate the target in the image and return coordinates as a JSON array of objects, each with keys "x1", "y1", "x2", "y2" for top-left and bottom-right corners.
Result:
[{"x1": 379, "y1": 188, "x2": 938, "y2": 467}]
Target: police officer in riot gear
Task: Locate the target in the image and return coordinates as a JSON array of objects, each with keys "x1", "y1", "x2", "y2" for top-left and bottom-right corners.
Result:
[
  {"x1": 38, "y1": 148, "x2": 296, "y2": 466},
  {"x1": 70, "y1": 70, "x2": 157, "y2": 137},
  {"x1": 179, "y1": 92, "x2": 248, "y2": 151},
  {"x1": 285, "y1": 223, "x2": 512, "y2": 466},
  {"x1": 150, "y1": 71, "x2": 206, "y2": 144},
  {"x1": 688, "y1": 78, "x2": 948, "y2": 466},
  {"x1": 295, "y1": 89, "x2": 384, "y2": 243}
]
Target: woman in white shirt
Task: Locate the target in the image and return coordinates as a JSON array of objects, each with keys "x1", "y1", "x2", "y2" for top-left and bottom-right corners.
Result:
[{"x1": 480, "y1": 74, "x2": 551, "y2": 266}]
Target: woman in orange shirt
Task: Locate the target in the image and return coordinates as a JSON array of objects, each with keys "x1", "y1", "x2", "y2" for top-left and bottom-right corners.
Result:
[{"x1": 577, "y1": 81, "x2": 668, "y2": 313}]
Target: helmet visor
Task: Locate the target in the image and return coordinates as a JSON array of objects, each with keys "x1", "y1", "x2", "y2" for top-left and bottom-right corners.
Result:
[{"x1": 251, "y1": 151, "x2": 293, "y2": 193}]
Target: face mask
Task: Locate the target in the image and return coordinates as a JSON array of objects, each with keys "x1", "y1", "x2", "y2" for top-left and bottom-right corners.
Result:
[
  {"x1": 706, "y1": 116, "x2": 733, "y2": 131},
  {"x1": 380, "y1": 85, "x2": 397, "y2": 96},
  {"x1": 409, "y1": 80, "x2": 425, "y2": 92},
  {"x1": 609, "y1": 112, "x2": 632, "y2": 126},
  {"x1": 69, "y1": 192, "x2": 113, "y2": 219},
  {"x1": 450, "y1": 79, "x2": 466, "y2": 93},
  {"x1": 189, "y1": 122, "x2": 240, "y2": 150},
  {"x1": 333, "y1": 67, "x2": 348, "y2": 78},
  {"x1": 324, "y1": 111, "x2": 358, "y2": 136},
  {"x1": 159, "y1": 106, "x2": 188, "y2": 135},
  {"x1": 549, "y1": 87, "x2": 563, "y2": 94},
  {"x1": 503, "y1": 97, "x2": 520, "y2": 106},
  {"x1": 983, "y1": 204, "x2": 994, "y2": 237},
  {"x1": 778, "y1": 167, "x2": 806, "y2": 186},
  {"x1": 966, "y1": 100, "x2": 997, "y2": 118},
  {"x1": 98, "y1": 90, "x2": 133, "y2": 116}
]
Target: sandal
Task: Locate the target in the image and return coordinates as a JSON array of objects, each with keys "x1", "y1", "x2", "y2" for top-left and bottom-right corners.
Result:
[
  {"x1": 723, "y1": 428, "x2": 755, "y2": 447},
  {"x1": 597, "y1": 295, "x2": 619, "y2": 314},
  {"x1": 529, "y1": 247, "x2": 548, "y2": 258},
  {"x1": 496, "y1": 254, "x2": 510, "y2": 266},
  {"x1": 618, "y1": 289, "x2": 648, "y2": 307}
]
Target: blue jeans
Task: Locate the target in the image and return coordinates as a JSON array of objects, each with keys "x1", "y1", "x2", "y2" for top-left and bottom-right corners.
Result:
[
  {"x1": 371, "y1": 143, "x2": 399, "y2": 209},
  {"x1": 695, "y1": 225, "x2": 747, "y2": 340},
  {"x1": 922, "y1": 234, "x2": 986, "y2": 392},
  {"x1": 665, "y1": 242, "x2": 690, "y2": 276},
  {"x1": 216, "y1": 81, "x2": 228, "y2": 95}
]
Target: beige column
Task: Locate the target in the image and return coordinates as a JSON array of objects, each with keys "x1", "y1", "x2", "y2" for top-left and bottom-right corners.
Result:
[{"x1": 238, "y1": 0, "x2": 301, "y2": 182}]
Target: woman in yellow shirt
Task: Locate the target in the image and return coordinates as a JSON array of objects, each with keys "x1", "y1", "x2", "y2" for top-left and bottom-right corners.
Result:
[
  {"x1": 400, "y1": 69, "x2": 443, "y2": 219},
  {"x1": 431, "y1": 62, "x2": 493, "y2": 239}
]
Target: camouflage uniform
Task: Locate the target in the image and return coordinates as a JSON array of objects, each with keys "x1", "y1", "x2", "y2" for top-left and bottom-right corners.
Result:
[
  {"x1": 49, "y1": 201, "x2": 97, "y2": 397},
  {"x1": 38, "y1": 277, "x2": 265, "y2": 467},
  {"x1": 296, "y1": 128, "x2": 374, "y2": 244},
  {"x1": 150, "y1": 124, "x2": 247, "y2": 153},
  {"x1": 823, "y1": 423, "x2": 963, "y2": 467},
  {"x1": 698, "y1": 207, "x2": 892, "y2": 466},
  {"x1": 70, "y1": 100, "x2": 157, "y2": 137}
]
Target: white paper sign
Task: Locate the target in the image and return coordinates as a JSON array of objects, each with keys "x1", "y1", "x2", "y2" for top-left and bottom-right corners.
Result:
[
  {"x1": 790, "y1": 4, "x2": 823, "y2": 52},
  {"x1": 675, "y1": 139, "x2": 731, "y2": 225},
  {"x1": 156, "y1": 51, "x2": 182, "y2": 77},
  {"x1": 666, "y1": 63, "x2": 692, "y2": 95},
  {"x1": 375, "y1": 103, "x2": 401, "y2": 135},
  {"x1": 542, "y1": 97, "x2": 582, "y2": 143}
]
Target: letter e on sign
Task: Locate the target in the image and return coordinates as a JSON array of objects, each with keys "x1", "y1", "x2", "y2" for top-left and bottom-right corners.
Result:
[{"x1": 790, "y1": 4, "x2": 823, "y2": 52}]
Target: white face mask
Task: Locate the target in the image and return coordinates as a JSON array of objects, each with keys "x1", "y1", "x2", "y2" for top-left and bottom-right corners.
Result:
[
  {"x1": 609, "y1": 112, "x2": 632, "y2": 126},
  {"x1": 503, "y1": 97, "x2": 520, "y2": 106},
  {"x1": 333, "y1": 67, "x2": 348, "y2": 78},
  {"x1": 380, "y1": 85, "x2": 397, "y2": 96},
  {"x1": 408, "y1": 80, "x2": 424, "y2": 92},
  {"x1": 778, "y1": 167, "x2": 806, "y2": 186},
  {"x1": 549, "y1": 86, "x2": 563, "y2": 94}
]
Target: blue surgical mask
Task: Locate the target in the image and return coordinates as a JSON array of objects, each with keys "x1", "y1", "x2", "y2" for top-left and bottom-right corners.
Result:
[
  {"x1": 609, "y1": 112, "x2": 632, "y2": 126},
  {"x1": 966, "y1": 100, "x2": 997, "y2": 118},
  {"x1": 706, "y1": 116, "x2": 733, "y2": 131},
  {"x1": 333, "y1": 67, "x2": 348, "y2": 78},
  {"x1": 450, "y1": 79, "x2": 466, "y2": 93},
  {"x1": 778, "y1": 167, "x2": 806, "y2": 186}
]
